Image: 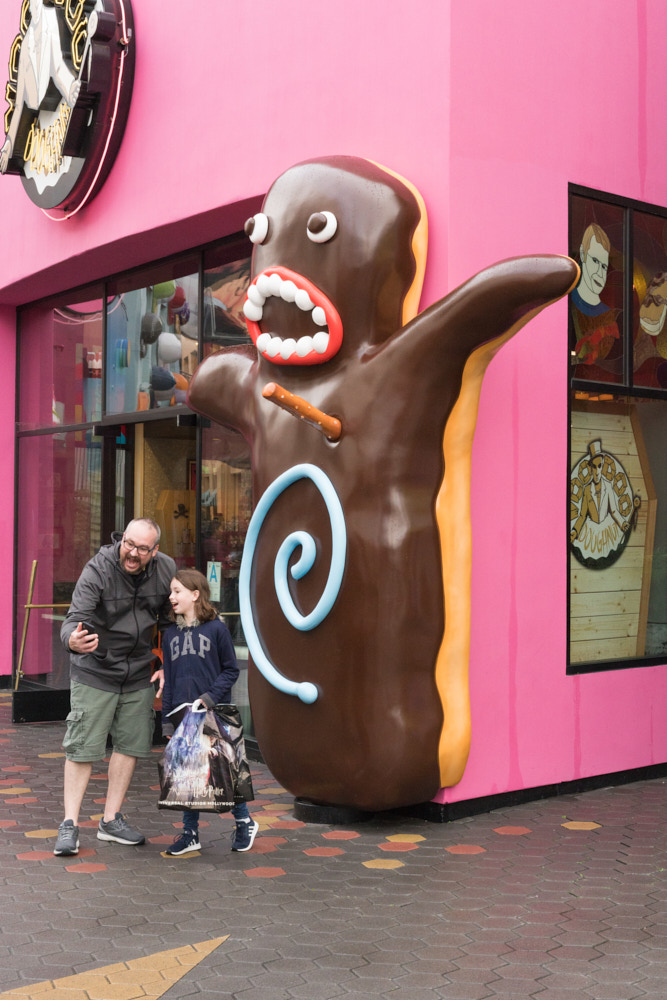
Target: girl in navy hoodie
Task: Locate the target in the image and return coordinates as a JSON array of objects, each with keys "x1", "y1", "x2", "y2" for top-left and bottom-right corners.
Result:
[{"x1": 160, "y1": 569, "x2": 258, "y2": 855}]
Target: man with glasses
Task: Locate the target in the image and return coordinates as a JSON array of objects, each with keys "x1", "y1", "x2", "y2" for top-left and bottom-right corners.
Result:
[{"x1": 54, "y1": 518, "x2": 175, "y2": 856}]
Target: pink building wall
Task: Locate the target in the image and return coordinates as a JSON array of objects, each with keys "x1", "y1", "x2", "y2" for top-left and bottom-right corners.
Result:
[{"x1": 0, "y1": 0, "x2": 665, "y2": 802}]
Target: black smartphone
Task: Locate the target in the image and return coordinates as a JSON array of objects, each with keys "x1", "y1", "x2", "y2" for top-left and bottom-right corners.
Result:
[{"x1": 79, "y1": 622, "x2": 105, "y2": 655}]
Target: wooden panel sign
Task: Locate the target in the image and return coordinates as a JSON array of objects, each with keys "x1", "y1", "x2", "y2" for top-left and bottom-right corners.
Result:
[{"x1": 569, "y1": 401, "x2": 657, "y2": 663}]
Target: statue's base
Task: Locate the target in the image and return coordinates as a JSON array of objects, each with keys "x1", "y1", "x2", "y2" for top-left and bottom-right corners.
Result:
[{"x1": 293, "y1": 797, "x2": 374, "y2": 825}]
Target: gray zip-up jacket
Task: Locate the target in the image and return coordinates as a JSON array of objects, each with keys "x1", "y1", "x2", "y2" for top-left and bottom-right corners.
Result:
[{"x1": 60, "y1": 533, "x2": 176, "y2": 693}]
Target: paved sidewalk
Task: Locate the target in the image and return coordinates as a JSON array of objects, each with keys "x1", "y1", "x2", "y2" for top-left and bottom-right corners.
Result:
[{"x1": 0, "y1": 689, "x2": 666, "y2": 999}]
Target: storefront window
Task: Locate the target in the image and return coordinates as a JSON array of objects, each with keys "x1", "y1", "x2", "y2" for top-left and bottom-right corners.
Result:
[
  {"x1": 18, "y1": 286, "x2": 105, "y2": 431},
  {"x1": 569, "y1": 187, "x2": 667, "y2": 670},
  {"x1": 106, "y1": 258, "x2": 199, "y2": 415},
  {"x1": 14, "y1": 233, "x2": 257, "y2": 742},
  {"x1": 203, "y1": 250, "x2": 251, "y2": 358},
  {"x1": 16, "y1": 430, "x2": 103, "y2": 689}
]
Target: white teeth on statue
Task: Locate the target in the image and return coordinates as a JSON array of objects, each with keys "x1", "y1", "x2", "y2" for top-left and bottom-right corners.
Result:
[
  {"x1": 296, "y1": 336, "x2": 314, "y2": 357},
  {"x1": 280, "y1": 338, "x2": 298, "y2": 359},
  {"x1": 244, "y1": 271, "x2": 330, "y2": 360},
  {"x1": 247, "y1": 284, "x2": 265, "y2": 306}
]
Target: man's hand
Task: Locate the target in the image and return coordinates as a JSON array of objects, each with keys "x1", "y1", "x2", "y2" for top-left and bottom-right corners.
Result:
[
  {"x1": 68, "y1": 621, "x2": 98, "y2": 654},
  {"x1": 151, "y1": 667, "x2": 164, "y2": 698}
]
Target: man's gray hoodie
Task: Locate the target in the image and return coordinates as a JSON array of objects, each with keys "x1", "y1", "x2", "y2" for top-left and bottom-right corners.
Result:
[{"x1": 60, "y1": 532, "x2": 176, "y2": 693}]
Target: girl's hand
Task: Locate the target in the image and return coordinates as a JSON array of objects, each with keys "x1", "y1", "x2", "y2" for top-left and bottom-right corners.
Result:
[{"x1": 191, "y1": 699, "x2": 206, "y2": 712}]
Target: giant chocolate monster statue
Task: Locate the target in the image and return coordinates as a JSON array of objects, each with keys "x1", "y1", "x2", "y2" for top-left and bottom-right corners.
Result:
[{"x1": 188, "y1": 156, "x2": 579, "y2": 811}]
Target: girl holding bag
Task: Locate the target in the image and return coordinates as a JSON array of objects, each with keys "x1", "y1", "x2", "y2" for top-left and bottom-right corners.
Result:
[{"x1": 160, "y1": 569, "x2": 258, "y2": 856}]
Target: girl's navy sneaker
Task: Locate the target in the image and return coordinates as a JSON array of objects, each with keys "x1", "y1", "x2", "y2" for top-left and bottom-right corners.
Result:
[
  {"x1": 231, "y1": 818, "x2": 259, "y2": 852},
  {"x1": 165, "y1": 830, "x2": 201, "y2": 855}
]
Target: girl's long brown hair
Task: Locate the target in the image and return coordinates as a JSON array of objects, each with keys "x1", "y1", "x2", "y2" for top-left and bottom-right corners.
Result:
[{"x1": 172, "y1": 568, "x2": 217, "y2": 623}]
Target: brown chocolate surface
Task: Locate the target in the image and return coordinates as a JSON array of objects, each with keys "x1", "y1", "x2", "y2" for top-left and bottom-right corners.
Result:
[{"x1": 188, "y1": 156, "x2": 578, "y2": 810}]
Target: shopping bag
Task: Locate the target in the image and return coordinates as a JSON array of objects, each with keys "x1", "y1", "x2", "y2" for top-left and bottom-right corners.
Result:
[
  {"x1": 158, "y1": 706, "x2": 235, "y2": 812},
  {"x1": 212, "y1": 703, "x2": 255, "y2": 804},
  {"x1": 157, "y1": 704, "x2": 253, "y2": 812}
]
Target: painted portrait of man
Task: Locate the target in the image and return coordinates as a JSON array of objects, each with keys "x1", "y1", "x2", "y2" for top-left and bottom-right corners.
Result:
[{"x1": 570, "y1": 223, "x2": 621, "y2": 369}]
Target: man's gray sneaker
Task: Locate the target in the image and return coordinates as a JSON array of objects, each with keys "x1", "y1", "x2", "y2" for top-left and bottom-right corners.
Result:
[
  {"x1": 54, "y1": 819, "x2": 79, "y2": 856},
  {"x1": 97, "y1": 812, "x2": 145, "y2": 845}
]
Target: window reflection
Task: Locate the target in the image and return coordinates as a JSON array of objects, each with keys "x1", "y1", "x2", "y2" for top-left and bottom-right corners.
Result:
[
  {"x1": 203, "y1": 256, "x2": 251, "y2": 357},
  {"x1": 201, "y1": 422, "x2": 253, "y2": 733},
  {"x1": 16, "y1": 430, "x2": 103, "y2": 689},
  {"x1": 106, "y1": 266, "x2": 199, "y2": 414},
  {"x1": 19, "y1": 289, "x2": 105, "y2": 430}
]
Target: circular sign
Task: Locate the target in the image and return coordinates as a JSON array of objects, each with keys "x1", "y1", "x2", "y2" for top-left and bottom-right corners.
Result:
[
  {"x1": 570, "y1": 439, "x2": 640, "y2": 569},
  {"x1": 1, "y1": 0, "x2": 134, "y2": 216}
]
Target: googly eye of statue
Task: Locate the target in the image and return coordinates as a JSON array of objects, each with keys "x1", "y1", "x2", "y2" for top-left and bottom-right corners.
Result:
[
  {"x1": 307, "y1": 211, "x2": 338, "y2": 244},
  {"x1": 244, "y1": 213, "x2": 269, "y2": 245}
]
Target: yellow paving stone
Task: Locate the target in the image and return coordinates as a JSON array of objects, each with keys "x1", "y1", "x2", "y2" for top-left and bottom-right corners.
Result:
[
  {"x1": 83, "y1": 983, "x2": 145, "y2": 999},
  {"x1": 1, "y1": 984, "x2": 77, "y2": 996},
  {"x1": 103, "y1": 970, "x2": 165, "y2": 986},
  {"x1": 385, "y1": 834, "x2": 426, "y2": 843},
  {"x1": 159, "y1": 850, "x2": 201, "y2": 858},
  {"x1": 257, "y1": 786, "x2": 288, "y2": 794},
  {"x1": 1, "y1": 788, "x2": 32, "y2": 795},
  {"x1": 261, "y1": 805, "x2": 290, "y2": 813},
  {"x1": 37, "y1": 753, "x2": 65, "y2": 759},
  {"x1": 0, "y1": 937, "x2": 228, "y2": 1000},
  {"x1": 24, "y1": 830, "x2": 59, "y2": 839},
  {"x1": 362, "y1": 858, "x2": 405, "y2": 869},
  {"x1": 562, "y1": 820, "x2": 601, "y2": 830}
]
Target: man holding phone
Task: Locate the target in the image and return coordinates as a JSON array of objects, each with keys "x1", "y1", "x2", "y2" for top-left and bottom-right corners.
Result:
[{"x1": 55, "y1": 518, "x2": 175, "y2": 856}]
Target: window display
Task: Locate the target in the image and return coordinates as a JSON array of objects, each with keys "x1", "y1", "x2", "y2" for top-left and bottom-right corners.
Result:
[{"x1": 569, "y1": 187, "x2": 667, "y2": 669}]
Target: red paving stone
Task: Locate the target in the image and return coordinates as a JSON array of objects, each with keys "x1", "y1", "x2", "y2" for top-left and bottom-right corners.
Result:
[
  {"x1": 19, "y1": 847, "x2": 98, "y2": 861},
  {"x1": 445, "y1": 844, "x2": 487, "y2": 854},
  {"x1": 322, "y1": 830, "x2": 361, "y2": 840},
  {"x1": 494, "y1": 825, "x2": 533, "y2": 835},
  {"x1": 244, "y1": 867, "x2": 286, "y2": 878},
  {"x1": 65, "y1": 863, "x2": 107, "y2": 873}
]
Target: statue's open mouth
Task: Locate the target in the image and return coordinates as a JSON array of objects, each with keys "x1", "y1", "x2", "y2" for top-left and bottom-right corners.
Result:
[{"x1": 243, "y1": 266, "x2": 343, "y2": 365}]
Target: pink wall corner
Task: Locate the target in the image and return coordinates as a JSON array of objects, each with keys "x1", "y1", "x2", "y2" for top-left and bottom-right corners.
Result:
[
  {"x1": 436, "y1": 0, "x2": 667, "y2": 803},
  {"x1": 0, "y1": 306, "x2": 15, "y2": 677}
]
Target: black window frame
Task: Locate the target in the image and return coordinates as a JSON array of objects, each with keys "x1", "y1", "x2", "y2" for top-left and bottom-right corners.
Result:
[{"x1": 567, "y1": 183, "x2": 667, "y2": 674}]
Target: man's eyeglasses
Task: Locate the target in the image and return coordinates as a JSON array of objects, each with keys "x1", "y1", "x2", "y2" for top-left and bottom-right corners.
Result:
[{"x1": 121, "y1": 537, "x2": 156, "y2": 557}]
